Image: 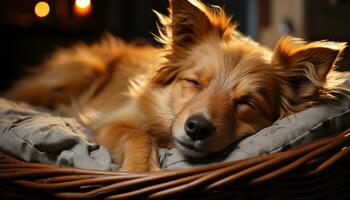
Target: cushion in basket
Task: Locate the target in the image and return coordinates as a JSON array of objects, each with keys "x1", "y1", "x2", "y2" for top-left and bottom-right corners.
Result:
[
  {"x1": 0, "y1": 97, "x2": 349, "y2": 171},
  {"x1": 0, "y1": 98, "x2": 118, "y2": 171}
]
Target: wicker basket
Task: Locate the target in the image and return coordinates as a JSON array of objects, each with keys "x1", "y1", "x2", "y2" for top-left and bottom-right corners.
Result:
[{"x1": 1, "y1": 128, "x2": 350, "y2": 200}]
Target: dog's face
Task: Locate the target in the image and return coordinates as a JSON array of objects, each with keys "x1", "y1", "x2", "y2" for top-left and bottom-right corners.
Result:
[
  {"x1": 166, "y1": 41, "x2": 281, "y2": 158},
  {"x1": 152, "y1": 0, "x2": 346, "y2": 158}
]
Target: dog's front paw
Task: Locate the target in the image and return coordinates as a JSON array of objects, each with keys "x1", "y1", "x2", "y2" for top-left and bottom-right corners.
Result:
[
  {"x1": 120, "y1": 159, "x2": 160, "y2": 172},
  {"x1": 119, "y1": 144, "x2": 160, "y2": 172}
]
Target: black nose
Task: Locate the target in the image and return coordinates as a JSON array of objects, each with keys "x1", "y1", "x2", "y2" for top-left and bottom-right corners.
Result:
[{"x1": 185, "y1": 115, "x2": 215, "y2": 140}]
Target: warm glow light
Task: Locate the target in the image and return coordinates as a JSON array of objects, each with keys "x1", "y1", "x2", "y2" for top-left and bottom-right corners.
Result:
[
  {"x1": 75, "y1": 0, "x2": 91, "y2": 9},
  {"x1": 74, "y1": 0, "x2": 92, "y2": 17},
  {"x1": 34, "y1": 1, "x2": 50, "y2": 18}
]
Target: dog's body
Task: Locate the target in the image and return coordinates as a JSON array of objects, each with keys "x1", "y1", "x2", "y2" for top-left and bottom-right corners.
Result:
[{"x1": 3, "y1": 0, "x2": 349, "y2": 172}]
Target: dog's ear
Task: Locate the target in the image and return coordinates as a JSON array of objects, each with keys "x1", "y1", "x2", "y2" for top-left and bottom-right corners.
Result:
[
  {"x1": 170, "y1": 0, "x2": 213, "y2": 48},
  {"x1": 169, "y1": 0, "x2": 233, "y2": 48},
  {"x1": 273, "y1": 36, "x2": 346, "y2": 103},
  {"x1": 152, "y1": 0, "x2": 234, "y2": 85}
]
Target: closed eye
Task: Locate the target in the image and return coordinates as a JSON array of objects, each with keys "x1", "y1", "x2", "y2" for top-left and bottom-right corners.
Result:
[
  {"x1": 183, "y1": 78, "x2": 201, "y2": 89},
  {"x1": 235, "y1": 99, "x2": 257, "y2": 109}
]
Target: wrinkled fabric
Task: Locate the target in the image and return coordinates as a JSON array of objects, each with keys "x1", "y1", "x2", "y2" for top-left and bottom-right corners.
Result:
[
  {"x1": 0, "y1": 98, "x2": 118, "y2": 171},
  {"x1": 0, "y1": 98, "x2": 349, "y2": 171}
]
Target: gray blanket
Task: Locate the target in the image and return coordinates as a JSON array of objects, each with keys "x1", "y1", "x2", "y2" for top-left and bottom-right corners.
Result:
[
  {"x1": 0, "y1": 98, "x2": 349, "y2": 171},
  {"x1": 0, "y1": 99, "x2": 118, "y2": 171}
]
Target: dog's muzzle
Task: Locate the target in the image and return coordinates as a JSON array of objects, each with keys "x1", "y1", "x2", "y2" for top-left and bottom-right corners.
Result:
[
  {"x1": 185, "y1": 115, "x2": 215, "y2": 141},
  {"x1": 173, "y1": 114, "x2": 216, "y2": 158}
]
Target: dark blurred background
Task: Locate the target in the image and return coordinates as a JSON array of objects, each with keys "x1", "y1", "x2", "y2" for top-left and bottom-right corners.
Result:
[{"x1": 1, "y1": 0, "x2": 350, "y2": 91}]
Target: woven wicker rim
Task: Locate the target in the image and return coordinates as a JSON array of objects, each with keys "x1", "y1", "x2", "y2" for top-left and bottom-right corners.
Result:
[{"x1": 1, "y1": 128, "x2": 350, "y2": 199}]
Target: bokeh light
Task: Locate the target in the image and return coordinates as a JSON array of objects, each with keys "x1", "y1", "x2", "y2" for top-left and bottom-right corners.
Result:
[
  {"x1": 74, "y1": 0, "x2": 92, "y2": 17},
  {"x1": 34, "y1": 1, "x2": 50, "y2": 18},
  {"x1": 75, "y1": 0, "x2": 91, "y2": 9}
]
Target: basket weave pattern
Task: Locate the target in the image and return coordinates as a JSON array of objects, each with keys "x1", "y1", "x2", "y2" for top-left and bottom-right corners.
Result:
[{"x1": 1, "y1": 129, "x2": 350, "y2": 199}]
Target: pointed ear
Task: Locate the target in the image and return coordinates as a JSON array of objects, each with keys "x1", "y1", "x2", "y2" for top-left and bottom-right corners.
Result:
[
  {"x1": 169, "y1": 0, "x2": 233, "y2": 48},
  {"x1": 170, "y1": 0, "x2": 210, "y2": 47},
  {"x1": 152, "y1": 0, "x2": 234, "y2": 85},
  {"x1": 273, "y1": 36, "x2": 346, "y2": 101}
]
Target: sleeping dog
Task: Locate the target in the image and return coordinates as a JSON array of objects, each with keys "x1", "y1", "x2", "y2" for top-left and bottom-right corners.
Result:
[{"x1": 4, "y1": 0, "x2": 349, "y2": 171}]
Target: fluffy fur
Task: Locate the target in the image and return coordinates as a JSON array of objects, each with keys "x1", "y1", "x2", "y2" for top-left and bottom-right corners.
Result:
[{"x1": 3, "y1": 0, "x2": 349, "y2": 172}]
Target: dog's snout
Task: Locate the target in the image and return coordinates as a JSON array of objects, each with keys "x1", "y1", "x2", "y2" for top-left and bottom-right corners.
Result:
[{"x1": 185, "y1": 115, "x2": 214, "y2": 140}]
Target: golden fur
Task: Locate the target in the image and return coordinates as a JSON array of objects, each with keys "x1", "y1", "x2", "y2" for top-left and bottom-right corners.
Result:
[{"x1": 3, "y1": 0, "x2": 349, "y2": 172}]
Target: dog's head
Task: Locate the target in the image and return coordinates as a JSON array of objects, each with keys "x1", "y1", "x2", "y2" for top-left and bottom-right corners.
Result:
[{"x1": 151, "y1": 0, "x2": 347, "y2": 158}]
